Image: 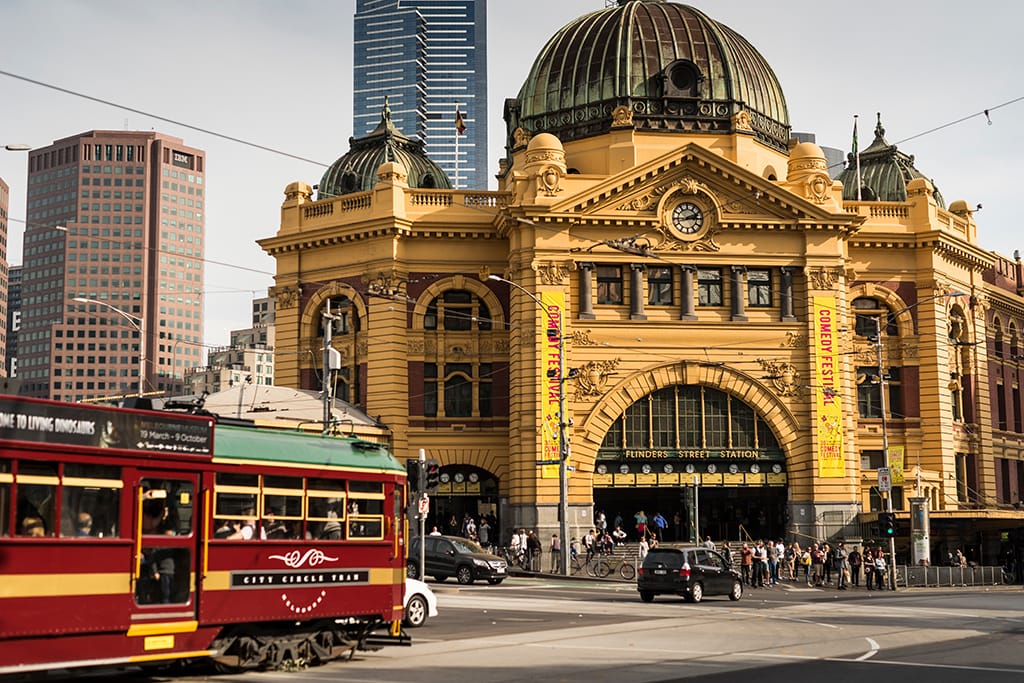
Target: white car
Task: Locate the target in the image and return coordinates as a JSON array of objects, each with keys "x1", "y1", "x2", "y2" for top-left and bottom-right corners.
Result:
[{"x1": 403, "y1": 577, "x2": 438, "y2": 627}]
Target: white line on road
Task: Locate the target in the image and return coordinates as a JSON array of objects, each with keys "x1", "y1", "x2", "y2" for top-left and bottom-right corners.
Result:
[{"x1": 856, "y1": 637, "x2": 879, "y2": 660}]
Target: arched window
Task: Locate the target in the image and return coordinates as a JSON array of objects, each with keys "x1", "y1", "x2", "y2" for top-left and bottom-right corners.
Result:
[
  {"x1": 424, "y1": 290, "x2": 492, "y2": 331},
  {"x1": 852, "y1": 297, "x2": 897, "y2": 337},
  {"x1": 318, "y1": 295, "x2": 360, "y2": 337},
  {"x1": 1009, "y1": 322, "x2": 1019, "y2": 361},
  {"x1": 993, "y1": 317, "x2": 1004, "y2": 359}
]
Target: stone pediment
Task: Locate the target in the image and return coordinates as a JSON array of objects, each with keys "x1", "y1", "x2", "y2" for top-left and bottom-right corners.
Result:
[{"x1": 550, "y1": 143, "x2": 856, "y2": 229}]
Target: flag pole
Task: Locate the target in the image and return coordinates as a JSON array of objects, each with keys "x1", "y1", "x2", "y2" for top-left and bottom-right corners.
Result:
[{"x1": 454, "y1": 103, "x2": 461, "y2": 190}]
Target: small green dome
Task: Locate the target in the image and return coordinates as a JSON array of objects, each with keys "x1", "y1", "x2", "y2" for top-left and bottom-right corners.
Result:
[
  {"x1": 836, "y1": 114, "x2": 945, "y2": 207},
  {"x1": 507, "y1": 0, "x2": 790, "y2": 152},
  {"x1": 319, "y1": 101, "x2": 451, "y2": 198}
]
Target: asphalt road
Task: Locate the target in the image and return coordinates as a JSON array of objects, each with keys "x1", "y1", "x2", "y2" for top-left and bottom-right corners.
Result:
[{"x1": 20, "y1": 577, "x2": 1024, "y2": 683}]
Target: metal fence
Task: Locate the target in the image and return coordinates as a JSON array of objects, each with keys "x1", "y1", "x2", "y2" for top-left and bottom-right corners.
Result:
[{"x1": 897, "y1": 565, "x2": 1010, "y2": 588}]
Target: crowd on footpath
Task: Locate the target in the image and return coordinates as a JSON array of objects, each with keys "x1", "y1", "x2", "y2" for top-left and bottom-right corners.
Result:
[{"x1": 729, "y1": 539, "x2": 898, "y2": 590}]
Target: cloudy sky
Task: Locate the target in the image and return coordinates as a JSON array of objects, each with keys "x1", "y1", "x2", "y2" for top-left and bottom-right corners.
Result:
[{"x1": 1, "y1": 0, "x2": 1021, "y2": 348}]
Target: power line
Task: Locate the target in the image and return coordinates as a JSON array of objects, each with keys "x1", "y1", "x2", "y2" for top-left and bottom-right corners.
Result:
[{"x1": 0, "y1": 69, "x2": 331, "y2": 168}]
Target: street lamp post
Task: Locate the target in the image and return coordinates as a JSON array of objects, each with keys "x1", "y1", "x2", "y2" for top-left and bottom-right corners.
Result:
[
  {"x1": 489, "y1": 274, "x2": 571, "y2": 576},
  {"x1": 873, "y1": 291, "x2": 964, "y2": 589},
  {"x1": 73, "y1": 297, "x2": 145, "y2": 396}
]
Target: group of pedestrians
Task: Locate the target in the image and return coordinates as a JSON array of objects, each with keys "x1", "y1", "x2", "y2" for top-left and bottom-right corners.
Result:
[{"x1": 736, "y1": 539, "x2": 890, "y2": 590}]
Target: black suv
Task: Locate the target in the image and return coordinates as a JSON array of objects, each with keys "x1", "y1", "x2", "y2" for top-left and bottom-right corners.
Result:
[
  {"x1": 637, "y1": 546, "x2": 742, "y2": 603},
  {"x1": 407, "y1": 535, "x2": 508, "y2": 585}
]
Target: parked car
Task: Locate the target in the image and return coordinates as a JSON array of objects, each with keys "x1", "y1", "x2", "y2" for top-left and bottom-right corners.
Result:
[
  {"x1": 637, "y1": 546, "x2": 742, "y2": 603},
  {"x1": 407, "y1": 535, "x2": 508, "y2": 585},
  {"x1": 403, "y1": 577, "x2": 438, "y2": 627}
]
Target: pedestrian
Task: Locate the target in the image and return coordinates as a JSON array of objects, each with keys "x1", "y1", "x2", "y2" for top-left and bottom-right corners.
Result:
[
  {"x1": 652, "y1": 512, "x2": 668, "y2": 541},
  {"x1": 873, "y1": 549, "x2": 888, "y2": 590},
  {"x1": 478, "y1": 518, "x2": 491, "y2": 550},
  {"x1": 849, "y1": 545, "x2": 862, "y2": 587},
  {"x1": 526, "y1": 530, "x2": 542, "y2": 571},
  {"x1": 822, "y1": 542, "x2": 833, "y2": 585},
  {"x1": 549, "y1": 533, "x2": 561, "y2": 572},
  {"x1": 810, "y1": 543, "x2": 825, "y2": 587},
  {"x1": 634, "y1": 510, "x2": 648, "y2": 540},
  {"x1": 638, "y1": 534, "x2": 650, "y2": 563},
  {"x1": 834, "y1": 541, "x2": 849, "y2": 590},
  {"x1": 740, "y1": 542, "x2": 753, "y2": 585},
  {"x1": 751, "y1": 540, "x2": 765, "y2": 587}
]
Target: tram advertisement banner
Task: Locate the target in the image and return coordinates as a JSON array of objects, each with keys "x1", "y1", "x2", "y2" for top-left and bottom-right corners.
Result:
[
  {"x1": 813, "y1": 296, "x2": 845, "y2": 477},
  {"x1": 539, "y1": 290, "x2": 565, "y2": 479},
  {"x1": 0, "y1": 397, "x2": 213, "y2": 454}
]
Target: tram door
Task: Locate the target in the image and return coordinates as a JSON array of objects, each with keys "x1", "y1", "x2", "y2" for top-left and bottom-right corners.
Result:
[{"x1": 129, "y1": 472, "x2": 199, "y2": 622}]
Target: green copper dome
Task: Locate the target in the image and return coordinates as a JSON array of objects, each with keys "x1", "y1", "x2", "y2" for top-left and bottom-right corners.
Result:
[
  {"x1": 319, "y1": 101, "x2": 451, "y2": 199},
  {"x1": 506, "y1": 0, "x2": 790, "y2": 152},
  {"x1": 836, "y1": 114, "x2": 945, "y2": 207}
]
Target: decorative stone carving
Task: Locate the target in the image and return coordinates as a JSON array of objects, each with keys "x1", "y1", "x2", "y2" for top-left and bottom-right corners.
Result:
[
  {"x1": 804, "y1": 173, "x2": 831, "y2": 204},
  {"x1": 574, "y1": 359, "x2": 620, "y2": 399},
  {"x1": 366, "y1": 271, "x2": 408, "y2": 299},
  {"x1": 678, "y1": 175, "x2": 701, "y2": 195},
  {"x1": 611, "y1": 105, "x2": 634, "y2": 128},
  {"x1": 408, "y1": 338, "x2": 425, "y2": 354},
  {"x1": 272, "y1": 286, "x2": 298, "y2": 309},
  {"x1": 513, "y1": 127, "x2": 532, "y2": 149},
  {"x1": 758, "y1": 358, "x2": 800, "y2": 397},
  {"x1": 732, "y1": 109, "x2": 753, "y2": 132},
  {"x1": 538, "y1": 165, "x2": 563, "y2": 197},
  {"x1": 533, "y1": 260, "x2": 573, "y2": 285},
  {"x1": 806, "y1": 266, "x2": 844, "y2": 290},
  {"x1": 783, "y1": 332, "x2": 807, "y2": 348},
  {"x1": 572, "y1": 330, "x2": 597, "y2": 346}
]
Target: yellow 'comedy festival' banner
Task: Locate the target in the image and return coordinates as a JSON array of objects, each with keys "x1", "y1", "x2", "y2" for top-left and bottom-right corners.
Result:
[
  {"x1": 889, "y1": 445, "x2": 905, "y2": 484},
  {"x1": 813, "y1": 296, "x2": 845, "y2": 477},
  {"x1": 540, "y1": 291, "x2": 565, "y2": 479}
]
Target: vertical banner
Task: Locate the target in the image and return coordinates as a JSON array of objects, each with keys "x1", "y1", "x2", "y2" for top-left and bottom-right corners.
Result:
[
  {"x1": 889, "y1": 445, "x2": 905, "y2": 484},
  {"x1": 539, "y1": 291, "x2": 565, "y2": 479},
  {"x1": 813, "y1": 296, "x2": 845, "y2": 477}
]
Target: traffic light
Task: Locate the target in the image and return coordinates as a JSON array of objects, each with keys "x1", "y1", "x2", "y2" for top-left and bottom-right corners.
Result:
[
  {"x1": 878, "y1": 512, "x2": 897, "y2": 537},
  {"x1": 406, "y1": 459, "x2": 422, "y2": 492},
  {"x1": 424, "y1": 459, "x2": 441, "y2": 492}
]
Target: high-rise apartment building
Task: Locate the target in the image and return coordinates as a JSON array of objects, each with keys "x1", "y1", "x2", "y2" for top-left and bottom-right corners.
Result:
[
  {"x1": 0, "y1": 176, "x2": 8, "y2": 378},
  {"x1": 5, "y1": 265, "x2": 20, "y2": 379},
  {"x1": 353, "y1": 0, "x2": 487, "y2": 189},
  {"x1": 20, "y1": 131, "x2": 205, "y2": 401}
]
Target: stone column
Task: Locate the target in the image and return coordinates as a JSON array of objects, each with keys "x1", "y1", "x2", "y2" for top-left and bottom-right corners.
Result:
[
  {"x1": 730, "y1": 266, "x2": 747, "y2": 321},
  {"x1": 578, "y1": 263, "x2": 595, "y2": 320},
  {"x1": 630, "y1": 264, "x2": 646, "y2": 320},
  {"x1": 680, "y1": 265, "x2": 697, "y2": 320},
  {"x1": 780, "y1": 267, "x2": 796, "y2": 322}
]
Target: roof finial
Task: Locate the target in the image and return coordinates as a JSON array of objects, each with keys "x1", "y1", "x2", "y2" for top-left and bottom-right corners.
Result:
[
  {"x1": 874, "y1": 112, "x2": 885, "y2": 141},
  {"x1": 382, "y1": 95, "x2": 392, "y2": 123}
]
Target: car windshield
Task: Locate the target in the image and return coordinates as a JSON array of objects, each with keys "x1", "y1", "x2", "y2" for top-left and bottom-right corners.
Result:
[{"x1": 450, "y1": 538, "x2": 485, "y2": 554}]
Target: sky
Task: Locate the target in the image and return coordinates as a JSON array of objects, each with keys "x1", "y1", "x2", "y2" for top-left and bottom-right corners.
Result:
[{"x1": 1, "y1": 0, "x2": 1022, "y2": 349}]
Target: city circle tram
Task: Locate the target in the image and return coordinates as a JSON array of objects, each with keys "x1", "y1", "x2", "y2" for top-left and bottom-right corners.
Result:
[{"x1": 0, "y1": 396, "x2": 409, "y2": 675}]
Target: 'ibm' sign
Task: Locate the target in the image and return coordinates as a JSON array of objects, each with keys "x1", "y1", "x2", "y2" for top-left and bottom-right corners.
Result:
[{"x1": 172, "y1": 151, "x2": 193, "y2": 169}]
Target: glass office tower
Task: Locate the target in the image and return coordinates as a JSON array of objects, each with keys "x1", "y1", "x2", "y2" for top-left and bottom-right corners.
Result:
[{"x1": 354, "y1": 0, "x2": 487, "y2": 189}]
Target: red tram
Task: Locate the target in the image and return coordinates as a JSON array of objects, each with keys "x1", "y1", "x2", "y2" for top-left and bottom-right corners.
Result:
[{"x1": 0, "y1": 396, "x2": 409, "y2": 675}]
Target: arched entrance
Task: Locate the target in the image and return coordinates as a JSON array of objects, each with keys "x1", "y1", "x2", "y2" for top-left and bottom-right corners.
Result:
[
  {"x1": 423, "y1": 465, "x2": 501, "y2": 544},
  {"x1": 592, "y1": 384, "x2": 788, "y2": 543}
]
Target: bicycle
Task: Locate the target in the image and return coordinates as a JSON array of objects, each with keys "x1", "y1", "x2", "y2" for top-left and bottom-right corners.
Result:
[{"x1": 586, "y1": 554, "x2": 636, "y2": 580}]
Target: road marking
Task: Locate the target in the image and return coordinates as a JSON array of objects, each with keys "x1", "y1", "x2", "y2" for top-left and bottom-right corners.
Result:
[{"x1": 856, "y1": 637, "x2": 879, "y2": 660}]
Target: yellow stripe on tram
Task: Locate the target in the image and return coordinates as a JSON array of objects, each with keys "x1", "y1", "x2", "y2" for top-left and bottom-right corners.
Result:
[{"x1": 0, "y1": 573, "x2": 127, "y2": 598}]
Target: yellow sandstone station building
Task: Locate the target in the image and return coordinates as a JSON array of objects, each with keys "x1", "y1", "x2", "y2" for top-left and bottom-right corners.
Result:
[{"x1": 259, "y1": 0, "x2": 1024, "y2": 565}]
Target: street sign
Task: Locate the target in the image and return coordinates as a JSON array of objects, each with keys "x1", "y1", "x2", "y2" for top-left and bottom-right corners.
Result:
[
  {"x1": 418, "y1": 495, "x2": 429, "y2": 515},
  {"x1": 878, "y1": 467, "x2": 892, "y2": 493}
]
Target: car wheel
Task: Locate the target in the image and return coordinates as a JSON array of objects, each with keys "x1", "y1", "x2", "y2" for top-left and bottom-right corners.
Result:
[
  {"x1": 639, "y1": 590, "x2": 655, "y2": 603},
  {"x1": 404, "y1": 594, "x2": 428, "y2": 627},
  {"x1": 406, "y1": 562, "x2": 419, "y2": 580},
  {"x1": 456, "y1": 566, "x2": 474, "y2": 585},
  {"x1": 686, "y1": 582, "x2": 703, "y2": 603},
  {"x1": 729, "y1": 580, "x2": 743, "y2": 601},
  {"x1": 487, "y1": 578, "x2": 504, "y2": 585}
]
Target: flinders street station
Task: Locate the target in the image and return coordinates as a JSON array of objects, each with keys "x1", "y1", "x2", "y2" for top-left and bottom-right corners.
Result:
[{"x1": 257, "y1": 0, "x2": 1024, "y2": 566}]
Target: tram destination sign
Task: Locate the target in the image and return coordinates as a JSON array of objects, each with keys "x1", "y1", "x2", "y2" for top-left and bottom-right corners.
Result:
[{"x1": 0, "y1": 397, "x2": 213, "y2": 454}]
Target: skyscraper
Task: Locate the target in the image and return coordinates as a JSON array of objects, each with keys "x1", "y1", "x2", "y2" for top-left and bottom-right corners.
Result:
[
  {"x1": 20, "y1": 131, "x2": 205, "y2": 401},
  {"x1": 0, "y1": 176, "x2": 8, "y2": 378},
  {"x1": 353, "y1": 0, "x2": 487, "y2": 189}
]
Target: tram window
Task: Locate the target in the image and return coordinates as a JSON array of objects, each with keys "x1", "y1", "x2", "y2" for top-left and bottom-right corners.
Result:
[
  {"x1": 62, "y1": 464, "x2": 122, "y2": 538},
  {"x1": 0, "y1": 460, "x2": 10, "y2": 536},
  {"x1": 348, "y1": 481, "x2": 384, "y2": 539},
  {"x1": 16, "y1": 461, "x2": 59, "y2": 537},
  {"x1": 263, "y1": 492, "x2": 303, "y2": 540},
  {"x1": 308, "y1": 493, "x2": 346, "y2": 540},
  {"x1": 217, "y1": 472, "x2": 258, "y2": 487},
  {"x1": 141, "y1": 479, "x2": 195, "y2": 536}
]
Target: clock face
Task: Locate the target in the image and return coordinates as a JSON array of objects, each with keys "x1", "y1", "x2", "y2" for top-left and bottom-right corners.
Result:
[{"x1": 671, "y1": 201, "x2": 704, "y2": 234}]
